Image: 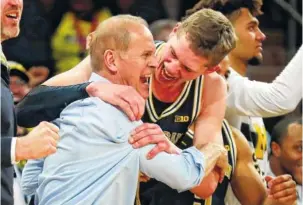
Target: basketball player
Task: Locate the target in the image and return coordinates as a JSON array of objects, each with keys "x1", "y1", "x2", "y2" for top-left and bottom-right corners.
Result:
[
  {"x1": 185, "y1": 0, "x2": 302, "y2": 173},
  {"x1": 183, "y1": 1, "x2": 299, "y2": 204}
]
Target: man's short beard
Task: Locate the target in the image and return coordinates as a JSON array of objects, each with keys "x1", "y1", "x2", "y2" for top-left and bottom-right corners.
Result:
[
  {"x1": 1, "y1": 27, "x2": 20, "y2": 41},
  {"x1": 248, "y1": 56, "x2": 262, "y2": 66}
]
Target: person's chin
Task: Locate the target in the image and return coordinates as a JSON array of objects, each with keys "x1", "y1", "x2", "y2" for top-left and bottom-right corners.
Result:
[{"x1": 248, "y1": 55, "x2": 262, "y2": 66}]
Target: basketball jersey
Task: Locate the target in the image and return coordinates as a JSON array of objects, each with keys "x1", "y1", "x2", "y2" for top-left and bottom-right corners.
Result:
[
  {"x1": 139, "y1": 41, "x2": 237, "y2": 205},
  {"x1": 225, "y1": 68, "x2": 268, "y2": 176}
]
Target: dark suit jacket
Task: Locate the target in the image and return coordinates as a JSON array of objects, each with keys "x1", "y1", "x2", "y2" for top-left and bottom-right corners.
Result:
[{"x1": 1, "y1": 63, "x2": 16, "y2": 205}]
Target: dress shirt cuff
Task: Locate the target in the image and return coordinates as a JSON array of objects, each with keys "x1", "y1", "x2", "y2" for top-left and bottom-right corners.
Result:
[
  {"x1": 182, "y1": 146, "x2": 206, "y2": 187},
  {"x1": 11, "y1": 137, "x2": 19, "y2": 164}
]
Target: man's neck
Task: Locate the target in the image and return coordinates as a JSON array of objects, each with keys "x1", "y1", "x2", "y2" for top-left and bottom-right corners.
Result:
[
  {"x1": 228, "y1": 54, "x2": 247, "y2": 76},
  {"x1": 97, "y1": 70, "x2": 123, "y2": 85},
  {"x1": 269, "y1": 155, "x2": 285, "y2": 176}
]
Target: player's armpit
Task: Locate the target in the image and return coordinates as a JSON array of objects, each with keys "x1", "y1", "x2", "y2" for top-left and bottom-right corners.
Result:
[{"x1": 230, "y1": 127, "x2": 267, "y2": 205}]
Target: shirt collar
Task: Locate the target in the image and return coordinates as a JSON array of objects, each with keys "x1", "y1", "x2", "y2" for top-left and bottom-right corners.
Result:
[{"x1": 89, "y1": 72, "x2": 111, "y2": 83}]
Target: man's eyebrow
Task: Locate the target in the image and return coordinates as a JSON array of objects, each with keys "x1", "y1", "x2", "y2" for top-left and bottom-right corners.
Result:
[
  {"x1": 247, "y1": 19, "x2": 259, "y2": 26},
  {"x1": 141, "y1": 50, "x2": 153, "y2": 56}
]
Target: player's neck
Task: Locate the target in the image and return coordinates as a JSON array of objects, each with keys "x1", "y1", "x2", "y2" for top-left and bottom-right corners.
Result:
[
  {"x1": 269, "y1": 155, "x2": 285, "y2": 176},
  {"x1": 228, "y1": 55, "x2": 247, "y2": 76},
  {"x1": 152, "y1": 79, "x2": 185, "y2": 103}
]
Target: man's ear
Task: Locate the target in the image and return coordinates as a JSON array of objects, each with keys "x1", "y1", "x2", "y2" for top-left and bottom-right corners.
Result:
[
  {"x1": 103, "y1": 49, "x2": 117, "y2": 74},
  {"x1": 171, "y1": 22, "x2": 181, "y2": 34},
  {"x1": 86, "y1": 32, "x2": 95, "y2": 50},
  {"x1": 169, "y1": 22, "x2": 181, "y2": 38},
  {"x1": 271, "y1": 141, "x2": 281, "y2": 157}
]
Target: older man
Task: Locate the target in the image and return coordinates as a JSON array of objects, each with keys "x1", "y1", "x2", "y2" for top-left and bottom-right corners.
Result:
[
  {"x1": 1, "y1": 0, "x2": 60, "y2": 204},
  {"x1": 21, "y1": 15, "x2": 228, "y2": 205}
]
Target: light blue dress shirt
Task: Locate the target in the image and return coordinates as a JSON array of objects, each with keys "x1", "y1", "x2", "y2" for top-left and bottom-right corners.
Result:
[{"x1": 21, "y1": 73, "x2": 206, "y2": 205}]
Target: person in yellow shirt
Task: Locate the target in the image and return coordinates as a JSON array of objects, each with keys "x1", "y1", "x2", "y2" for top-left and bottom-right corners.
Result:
[{"x1": 52, "y1": 0, "x2": 112, "y2": 74}]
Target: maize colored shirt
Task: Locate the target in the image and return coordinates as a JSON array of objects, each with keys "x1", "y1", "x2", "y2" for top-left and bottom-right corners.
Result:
[{"x1": 21, "y1": 73, "x2": 206, "y2": 205}]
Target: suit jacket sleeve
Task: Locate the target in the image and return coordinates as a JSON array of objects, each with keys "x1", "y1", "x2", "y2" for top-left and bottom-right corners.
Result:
[
  {"x1": 16, "y1": 83, "x2": 90, "y2": 128},
  {"x1": 1, "y1": 137, "x2": 12, "y2": 167}
]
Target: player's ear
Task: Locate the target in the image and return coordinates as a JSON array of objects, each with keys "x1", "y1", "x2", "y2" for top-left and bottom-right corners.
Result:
[
  {"x1": 169, "y1": 22, "x2": 181, "y2": 37},
  {"x1": 271, "y1": 141, "x2": 281, "y2": 157}
]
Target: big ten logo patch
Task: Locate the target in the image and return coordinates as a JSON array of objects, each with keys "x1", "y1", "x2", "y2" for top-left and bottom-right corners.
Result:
[
  {"x1": 163, "y1": 131, "x2": 184, "y2": 144},
  {"x1": 175, "y1": 115, "x2": 190, "y2": 123}
]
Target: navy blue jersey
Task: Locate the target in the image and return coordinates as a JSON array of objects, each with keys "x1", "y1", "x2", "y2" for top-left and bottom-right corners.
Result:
[
  {"x1": 138, "y1": 41, "x2": 236, "y2": 205},
  {"x1": 142, "y1": 41, "x2": 204, "y2": 146}
]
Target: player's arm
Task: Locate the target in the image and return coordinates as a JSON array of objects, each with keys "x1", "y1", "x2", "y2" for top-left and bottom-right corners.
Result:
[
  {"x1": 227, "y1": 45, "x2": 302, "y2": 117},
  {"x1": 194, "y1": 72, "x2": 226, "y2": 147},
  {"x1": 189, "y1": 73, "x2": 227, "y2": 197},
  {"x1": 17, "y1": 57, "x2": 145, "y2": 127},
  {"x1": 43, "y1": 56, "x2": 92, "y2": 86},
  {"x1": 139, "y1": 142, "x2": 227, "y2": 192},
  {"x1": 230, "y1": 127, "x2": 267, "y2": 205}
]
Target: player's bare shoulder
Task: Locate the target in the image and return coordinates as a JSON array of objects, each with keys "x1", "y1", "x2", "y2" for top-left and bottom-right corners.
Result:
[{"x1": 202, "y1": 72, "x2": 227, "y2": 104}]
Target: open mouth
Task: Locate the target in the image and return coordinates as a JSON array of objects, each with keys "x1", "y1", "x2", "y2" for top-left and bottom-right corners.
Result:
[
  {"x1": 140, "y1": 75, "x2": 149, "y2": 85},
  {"x1": 160, "y1": 65, "x2": 177, "y2": 81},
  {"x1": 5, "y1": 11, "x2": 19, "y2": 20}
]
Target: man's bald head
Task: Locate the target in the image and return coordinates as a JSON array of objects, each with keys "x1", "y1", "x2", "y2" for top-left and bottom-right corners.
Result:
[{"x1": 89, "y1": 15, "x2": 148, "y2": 71}]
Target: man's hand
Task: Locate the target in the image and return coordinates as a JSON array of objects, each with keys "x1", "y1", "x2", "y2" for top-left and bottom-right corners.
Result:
[
  {"x1": 86, "y1": 82, "x2": 145, "y2": 121},
  {"x1": 129, "y1": 123, "x2": 181, "y2": 159},
  {"x1": 198, "y1": 143, "x2": 228, "y2": 183},
  {"x1": 15, "y1": 122, "x2": 60, "y2": 161},
  {"x1": 265, "y1": 175, "x2": 297, "y2": 205},
  {"x1": 139, "y1": 172, "x2": 150, "y2": 182}
]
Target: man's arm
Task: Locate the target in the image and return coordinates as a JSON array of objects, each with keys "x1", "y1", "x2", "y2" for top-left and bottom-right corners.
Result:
[
  {"x1": 16, "y1": 84, "x2": 90, "y2": 127},
  {"x1": 193, "y1": 73, "x2": 227, "y2": 183},
  {"x1": 17, "y1": 57, "x2": 145, "y2": 127},
  {"x1": 230, "y1": 127, "x2": 267, "y2": 205},
  {"x1": 21, "y1": 158, "x2": 44, "y2": 196},
  {"x1": 194, "y1": 72, "x2": 226, "y2": 146},
  {"x1": 227, "y1": 45, "x2": 302, "y2": 117},
  {"x1": 139, "y1": 142, "x2": 227, "y2": 192},
  {"x1": 1, "y1": 137, "x2": 13, "y2": 167}
]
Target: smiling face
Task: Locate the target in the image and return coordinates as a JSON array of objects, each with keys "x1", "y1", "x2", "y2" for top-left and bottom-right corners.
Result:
[
  {"x1": 154, "y1": 33, "x2": 210, "y2": 87},
  {"x1": 153, "y1": 9, "x2": 236, "y2": 88},
  {"x1": 0, "y1": 0, "x2": 23, "y2": 42},
  {"x1": 115, "y1": 26, "x2": 157, "y2": 99}
]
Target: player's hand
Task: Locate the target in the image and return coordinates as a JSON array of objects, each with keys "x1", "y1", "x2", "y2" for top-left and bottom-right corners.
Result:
[
  {"x1": 86, "y1": 82, "x2": 145, "y2": 121},
  {"x1": 139, "y1": 172, "x2": 150, "y2": 182},
  {"x1": 265, "y1": 175, "x2": 297, "y2": 205},
  {"x1": 198, "y1": 142, "x2": 228, "y2": 183},
  {"x1": 15, "y1": 121, "x2": 60, "y2": 161},
  {"x1": 129, "y1": 123, "x2": 181, "y2": 159}
]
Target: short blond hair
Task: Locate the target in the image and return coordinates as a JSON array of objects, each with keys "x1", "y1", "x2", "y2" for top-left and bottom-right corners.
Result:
[
  {"x1": 177, "y1": 8, "x2": 236, "y2": 67},
  {"x1": 89, "y1": 15, "x2": 148, "y2": 71}
]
